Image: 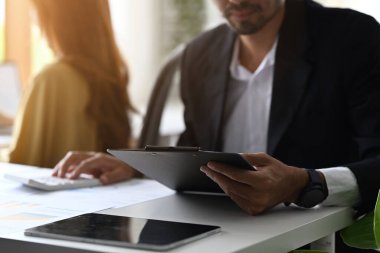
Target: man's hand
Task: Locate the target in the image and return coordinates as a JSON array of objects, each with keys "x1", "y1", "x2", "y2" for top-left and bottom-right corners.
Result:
[
  {"x1": 200, "y1": 153, "x2": 309, "y2": 215},
  {"x1": 52, "y1": 151, "x2": 140, "y2": 185}
]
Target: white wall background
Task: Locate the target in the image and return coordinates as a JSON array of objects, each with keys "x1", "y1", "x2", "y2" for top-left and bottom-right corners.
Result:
[{"x1": 109, "y1": 0, "x2": 162, "y2": 108}]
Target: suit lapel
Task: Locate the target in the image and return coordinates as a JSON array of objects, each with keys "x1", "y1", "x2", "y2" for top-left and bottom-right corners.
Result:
[
  {"x1": 267, "y1": 0, "x2": 313, "y2": 155},
  {"x1": 199, "y1": 27, "x2": 236, "y2": 151}
]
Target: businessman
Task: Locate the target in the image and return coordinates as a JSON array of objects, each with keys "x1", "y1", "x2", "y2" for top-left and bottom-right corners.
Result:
[
  {"x1": 178, "y1": 0, "x2": 380, "y2": 251},
  {"x1": 54, "y1": 0, "x2": 380, "y2": 251}
]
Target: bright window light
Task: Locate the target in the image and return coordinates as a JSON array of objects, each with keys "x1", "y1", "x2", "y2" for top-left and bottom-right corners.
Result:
[
  {"x1": 0, "y1": 0, "x2": 5, "y2": 61},
  {"x1": 315, "y1": 0, "x2": 380, "y2": 21}
]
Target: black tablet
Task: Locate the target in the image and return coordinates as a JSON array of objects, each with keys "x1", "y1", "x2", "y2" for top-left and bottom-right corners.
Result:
[
  {"x1": 108, "y1": 146, "x2": 254, "y2": 193},
  {"x1": 25, "y1": 213, "x2": 221, "y2": 251}
]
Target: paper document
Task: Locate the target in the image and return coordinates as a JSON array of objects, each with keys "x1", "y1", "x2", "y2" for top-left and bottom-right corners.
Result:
[{"x1": 0, "y1": 163, "x2": 174, "y2": 235}]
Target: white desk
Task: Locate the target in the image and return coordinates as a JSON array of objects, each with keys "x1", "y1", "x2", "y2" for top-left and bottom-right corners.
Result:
[
  {"x1": 0, "y1": 163, "x2": 352, "y2": 253},
  {"x1": 0, "y1": 193, "x2": 353, "y2": 253}
]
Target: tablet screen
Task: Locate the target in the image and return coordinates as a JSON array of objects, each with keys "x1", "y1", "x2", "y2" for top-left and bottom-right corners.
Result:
[{"x1": 25, "y1": 213, "x2": 221, "y2": 251}]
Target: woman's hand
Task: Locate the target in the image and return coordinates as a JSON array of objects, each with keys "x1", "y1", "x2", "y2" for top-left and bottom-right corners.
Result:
[{"x1": 52, "y1": 151, "x2": 140, "y2": 185}]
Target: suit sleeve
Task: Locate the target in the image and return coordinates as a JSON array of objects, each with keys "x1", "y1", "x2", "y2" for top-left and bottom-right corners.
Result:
[{"x1": 343, "y1": 15, "x2": 380, "y2": 214}]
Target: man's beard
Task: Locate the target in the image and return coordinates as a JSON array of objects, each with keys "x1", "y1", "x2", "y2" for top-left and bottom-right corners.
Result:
[
  {"x1": 228, "y1": 19, "x2": 266, "y2": 35},
  {"x1": 224, "y1": 1, "x2": 279, "y2": 35}
]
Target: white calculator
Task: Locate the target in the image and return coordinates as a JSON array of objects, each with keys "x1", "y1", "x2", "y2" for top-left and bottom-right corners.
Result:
[{"x1": 4, "y1": 171, "x2": 101, "y2": 191}]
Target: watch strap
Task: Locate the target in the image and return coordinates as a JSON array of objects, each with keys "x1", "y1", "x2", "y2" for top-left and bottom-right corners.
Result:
[{"x1": 295, "y1": 169, "x2": 328, "y2": 208}]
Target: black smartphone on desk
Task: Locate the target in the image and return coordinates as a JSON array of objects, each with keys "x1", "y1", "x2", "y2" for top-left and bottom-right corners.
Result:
[{"x1": 108, "y1": 146, "x2": 254, "y2": 194}]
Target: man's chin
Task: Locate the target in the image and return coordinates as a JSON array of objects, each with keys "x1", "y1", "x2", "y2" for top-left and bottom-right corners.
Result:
[{"x1": 227, "y1": 21, "x2": 261, "y2": 35}]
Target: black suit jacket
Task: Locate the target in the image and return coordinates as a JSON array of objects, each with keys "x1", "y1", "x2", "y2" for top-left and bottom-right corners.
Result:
[{"x1": 178, "y1": 0, "x2": 380, "y2": 215}]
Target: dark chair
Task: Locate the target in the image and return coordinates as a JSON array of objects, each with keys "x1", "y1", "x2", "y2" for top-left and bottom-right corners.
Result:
[{"x1": 138, "y1": 46, "x2": 183, "y2": 148}]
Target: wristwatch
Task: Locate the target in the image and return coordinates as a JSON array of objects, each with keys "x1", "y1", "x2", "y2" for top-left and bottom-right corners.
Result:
[{"x1": 295, "y1": 169, "x2": 328, "y2": 208}]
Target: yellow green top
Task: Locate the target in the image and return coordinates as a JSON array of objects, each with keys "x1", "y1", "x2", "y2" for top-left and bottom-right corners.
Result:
[{"x1": 5, "y1": 61, "x2": 98, "y2": 168}]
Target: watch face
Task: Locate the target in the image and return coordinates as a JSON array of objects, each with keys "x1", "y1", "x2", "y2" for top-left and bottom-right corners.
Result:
[{"x1": 298, "y1": 189, "x2": 325, "y2": 208}]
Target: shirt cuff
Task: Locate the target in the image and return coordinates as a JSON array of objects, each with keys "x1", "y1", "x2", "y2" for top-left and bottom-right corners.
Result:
[{"x1": 317, "y1": 167, "x2": 361, "y2": 207}]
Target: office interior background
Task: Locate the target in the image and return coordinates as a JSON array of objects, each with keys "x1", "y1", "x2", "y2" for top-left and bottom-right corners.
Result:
[{"x1": 0, "y1": 0, "x2": 380, "y2": 140}]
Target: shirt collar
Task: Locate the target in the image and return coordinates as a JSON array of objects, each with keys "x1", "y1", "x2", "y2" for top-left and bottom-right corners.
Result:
[{"x1": 230, "y1": 38, "x2": 278, "y2": 81}]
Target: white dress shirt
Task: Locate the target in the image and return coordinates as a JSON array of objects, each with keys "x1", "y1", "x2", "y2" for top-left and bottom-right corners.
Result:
[{"x1": 223, "y1": 38, "x2": 360, "y2": 207}]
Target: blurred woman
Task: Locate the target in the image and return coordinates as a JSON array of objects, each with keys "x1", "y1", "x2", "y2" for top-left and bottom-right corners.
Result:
[
  {"x1": 0, "y1": 112, "x2": 13, "y2": 127},
  {"x1": 6, "y1": 0, "x2": 133, "y2": 168}
]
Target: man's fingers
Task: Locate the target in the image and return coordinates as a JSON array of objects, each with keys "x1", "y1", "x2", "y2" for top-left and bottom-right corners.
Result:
[
  {"x1": 201, "y1": 166, "x2": 266, "y2": 215},
  {"x1": 240, "y1": 153, "x2": 275, "y2": 167},
  {"x1": 200, "y1": 165, "x2": 253, "y2": 197},
  {"x1": 206, "y1": 162, "x2": 261, "y2": 185}
]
